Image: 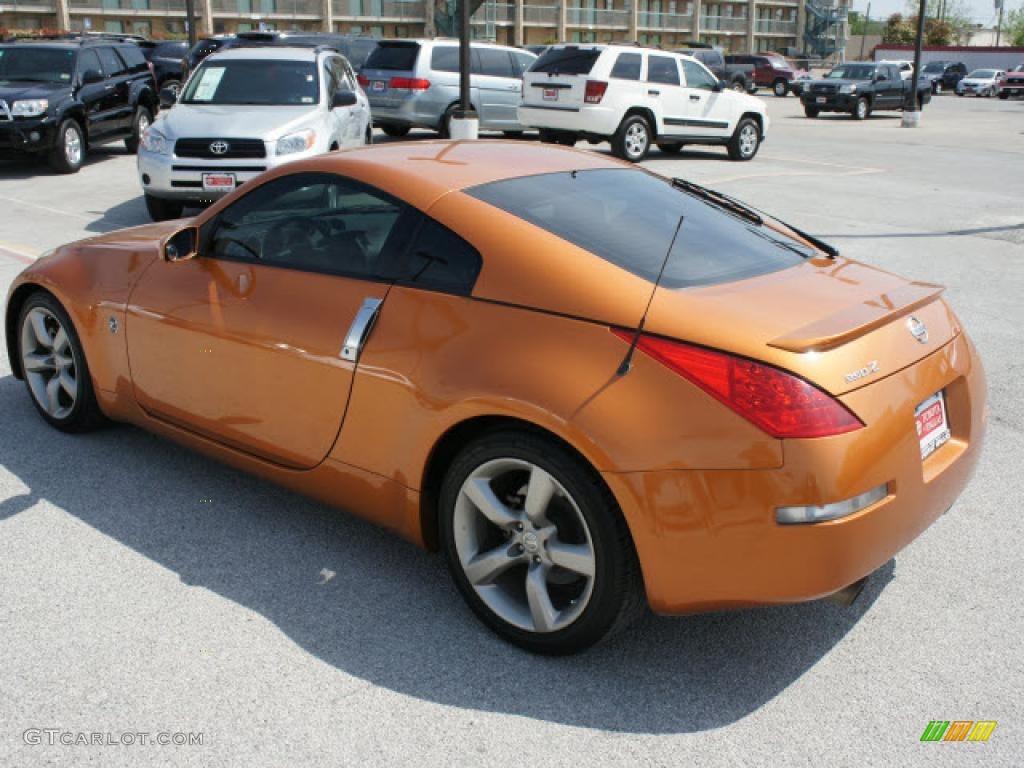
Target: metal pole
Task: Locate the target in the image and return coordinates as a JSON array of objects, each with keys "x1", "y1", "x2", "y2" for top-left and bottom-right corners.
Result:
[
  {"x1": 859, "y1": 2, "x2": 870, "y2": 60},
  {"x1": 905, "y1": 0, "x2": 926, "y2": 118},
  {"x1": 996, "y1": 0, "x2": 1004, "y2": 47},
  {"x1": 460, "y1": 0, "x2": 471, "y2": 114},
  {"x1": 185, "y1": 0, "x2": 197, "y2": 46}
]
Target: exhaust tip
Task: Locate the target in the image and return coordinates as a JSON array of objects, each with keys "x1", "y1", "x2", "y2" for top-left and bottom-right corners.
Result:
[{"x1": 825, "y1": 576, "x2": 869, "y2": 607}]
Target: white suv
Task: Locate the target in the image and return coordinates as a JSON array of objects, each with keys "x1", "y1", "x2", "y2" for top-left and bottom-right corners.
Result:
[
  {"x1": 519, "y1": 44, "x2": 769, "y2": 162},
  {"x1": 138, "y1": 45, "x2": 371, "y2": 221}
]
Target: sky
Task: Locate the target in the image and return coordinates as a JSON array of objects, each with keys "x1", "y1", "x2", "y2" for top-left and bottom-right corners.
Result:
[{"x1": 848, "y1": 0, "x2": 1011, "y2": 26}]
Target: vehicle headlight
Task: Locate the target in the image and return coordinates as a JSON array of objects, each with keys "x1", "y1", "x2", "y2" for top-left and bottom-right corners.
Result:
[
  {"x1": 140, "y1": 126, "x2": 170, "y2": 155},
  {"x1": 839, "y1": 84, "x2": 857, "y2": 94},
  {"x1": 11, "y1": 99, "x2": 49, "y2": 117},
  {"x1": 276, "y1": 130, "x2": 316, "y2": 156}
]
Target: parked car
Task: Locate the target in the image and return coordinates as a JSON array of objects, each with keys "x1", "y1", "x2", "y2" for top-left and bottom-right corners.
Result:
[
  {"x1": 920, "y1": 60, "x2": 966, "y2": 93},
  {"x1": 358, "y1": 39, "x2": 536, "y2": 137},
  {"x1": 956, "y1": 69, "x2": 1005, "y2": 97},
  {"x1": 0, "y1": 37, "x2": 158, "y2": 173},
  {"x1": 519, "y1": 44, "x2": 768, "y2": 162},
  {"x1": 880, "y1": 60, "x2": 913, "y2": 80},
  {"x1": 801, "y1": 62, "x2": 931, "y2": 120},
  {"x1": 726, "y1": 52, "x2": 810, "y2": 97},
  {"x1": 137, "y1": 44, "x2": 371, "y2": 221},
  {"x1": 675, "y1": 47, "x2": 756, "y2": 93},
  {"x1": 4, "y1": 141, "x2": 986, "y2": 654},
  {"x1": 184, "y1": 35, "x2": 237, "y2": 74},
  {"x1": 997, "y1": 65, "x2": 1024, "y2": 99},
  {"x1": 139, "y1": 39, "x2": 189, "y2": 99}
]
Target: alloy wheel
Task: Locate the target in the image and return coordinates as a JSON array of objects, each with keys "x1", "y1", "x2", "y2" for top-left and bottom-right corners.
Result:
[
  {"x1": 137, "y1": 111, "x2": 150, "y2": 137},
  {"x1": 624, "y1": 122, "x2": 648, "y2": 160},
  {"x1": 452, "y1": 458, "x2": 596, "y2": 634},
  {"x1": 738, "y1": 124, "x2": 758, "y2": 157},
  {"x1": 64, "y1": 125, "x2": 82, "y2": 167},
  {"x1": 20, "y1": 306, "x2": 78, "y2": 420}
]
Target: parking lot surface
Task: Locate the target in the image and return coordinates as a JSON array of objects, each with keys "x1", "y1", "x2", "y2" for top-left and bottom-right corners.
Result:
[{"x1": 1, "y1": 93, "x2": 1021, "y2": 767}]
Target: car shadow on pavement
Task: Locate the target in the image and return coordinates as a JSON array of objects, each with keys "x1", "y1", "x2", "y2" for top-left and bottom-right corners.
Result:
[
  {"x1": 84, "y1": 196, "x2": 153, "y2": 235},
  {"x1": 0, "y1": 373, "x2": 894, "y2": 735},
  {"x1": 0, "y1": 146, "x2": 129, "y2": 179}
]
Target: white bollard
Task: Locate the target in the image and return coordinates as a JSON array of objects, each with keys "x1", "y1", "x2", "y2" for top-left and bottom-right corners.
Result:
[
  {"x1": 448, "y1": 116, "x2": 480, "y2": 140},
  {"x1": 901, "y1": 110, "x2": 922, "y2": 128}
]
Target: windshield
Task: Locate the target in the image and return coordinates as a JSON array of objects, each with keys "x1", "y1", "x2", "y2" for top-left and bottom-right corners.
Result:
[
  {"x1": 922, "y1": 62, "x2": 945, "y2": 73},
  {"x1": 826, "y1": 64, "x2": 876, "y2": 80},
  {"x1": 0, "y1": 47, "x2": 75, "y2": 83},
  {"x1": 182, "y1": 59, "x2": 319, "y2": 105},
  {"x1": 967, "y1": 69, "x2": 995, "y2": 78},
  {"x1": 468, "y1": 169, "x2": 814, "y2": 290}
]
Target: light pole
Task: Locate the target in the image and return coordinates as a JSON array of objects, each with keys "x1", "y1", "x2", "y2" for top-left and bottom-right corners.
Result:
[
  {"x1": 185, "y1": 0, "x2": 197, "y2": 47},
  {"x1": 901, "y1": 0, "x2": 927, "y2": 127},
  {"x1": 448, "y1": 0, "x2": 480, "y2": 140}
]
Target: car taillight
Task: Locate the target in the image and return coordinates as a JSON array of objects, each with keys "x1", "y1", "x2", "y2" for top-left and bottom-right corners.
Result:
[
  {"x1": 611, "y1": 330, "x2": 863, "y2": 439},
  {"x1": 389, "y1": 77, "x2": 431, "y2": 90},
  {"x1": 584, "y1": 80, "x2": 608, "y2": 104},
  {"x1": 357, "y1": 74, "x2": 370, "y2": 87}
]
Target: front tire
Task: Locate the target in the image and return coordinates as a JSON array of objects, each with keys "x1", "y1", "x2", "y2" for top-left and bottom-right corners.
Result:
[
  {"x1": 804, "y1": 104, "x2": 820, "y2": 118},
  {"x1": 727, "y1": 117, "x2": 761, "y2": 161},
  {"x1": 48, "y1": 119, "x2": 84, "y2": 174},
  {"x1": 773, "y1": 78, "x2": 788, "y2": 97},
  {"x1": 852, "y1": 96, "x2": 870, "y2": 120},
  {"x1": 144, "y1": 194, "x2": 184, "y2": 222},
  {"x1": 18, "y1": 292, "x2": 106, "y2": 433},
  {"x1": 124, "y1": 105, "x2": 152, "y2": 154},
  {"x1": 439, "y1": 430, "x2": 645, "y2": 655},
  {"x1": 611, "y1": 114, "x2": 651, "y2": 163}
]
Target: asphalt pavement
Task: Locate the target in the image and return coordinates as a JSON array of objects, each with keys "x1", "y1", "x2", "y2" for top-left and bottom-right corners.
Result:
[{"x1": 0, "y1": 92, "x2": 1021, "y2": 767}]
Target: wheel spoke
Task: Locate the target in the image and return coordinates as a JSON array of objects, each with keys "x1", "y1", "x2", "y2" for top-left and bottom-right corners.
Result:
[
  {"x1": 524, "y1": 466, "x2": 557, "y2": 526},
  {"x1": 52, "y1": 327, "x2": 69, "y2": 354},
  {"x1": 29, "y1": 311, "x2": 54, "y2": 349},
  {"x1": 525, "y1": 565, "x2": 558, "y2": 633},
  {"x1": 464, "y1": 477, "x2": 519, "y2": 529},
  {"x1": 22, "y1": 353, "x2": 54, "y2": 373},
  {"x1": 465, "y1": 543, "x2": 520, "y2": 585},
  {"x1": 45, "y1": 376, "x2": 61, "y2": 414},
  {"x1": 547, "y1": 540, "x2": 595, "y2": 577},
  {"x1": 58, "y1": 370, "x2": 76, "y2": 399}
]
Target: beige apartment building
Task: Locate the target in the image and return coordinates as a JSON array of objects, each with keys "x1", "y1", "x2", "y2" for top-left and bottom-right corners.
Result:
[{"x1": 1, "y1": 0, "x2": 813, "y2": 55}]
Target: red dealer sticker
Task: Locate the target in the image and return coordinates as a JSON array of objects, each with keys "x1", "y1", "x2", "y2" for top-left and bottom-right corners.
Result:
[{"x1": 915, "y1": 391, "x2": 951, "y2": 460}]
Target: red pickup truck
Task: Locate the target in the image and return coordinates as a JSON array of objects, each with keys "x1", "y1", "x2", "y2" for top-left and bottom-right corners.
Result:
[
  {"x1": 998, "y1": 65, "x2": 1024, "y2": 99},
  {"x1": 726, "y1": 52, "x2": 812, "y2": 97}
]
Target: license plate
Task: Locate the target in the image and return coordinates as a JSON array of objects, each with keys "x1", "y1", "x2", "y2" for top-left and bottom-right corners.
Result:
[
  {"x1": 202, "y1": 173, "x2": 236, "y2": 193},
  {"x1": 371, "y1": 80, "x2": 386, "y2": 92},
  {"x1": 543, "y1": 88, "x2": 558, "y2": 101},
  {"x1": 915, "y1": 391, "x2": 951, "y2": 460},
  {"x1": 816, "y1": 97, "x2": 827, "y2": 104}
]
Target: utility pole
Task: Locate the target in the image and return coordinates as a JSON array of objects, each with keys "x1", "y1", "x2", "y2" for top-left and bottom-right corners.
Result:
[
  {"x1": 902, "y1": 0, "x2": 927, "y2": 126},
  {"x1": 185, "y1": 0, "x2": 197, "y2": 47},
  {"x1": 859, "y1": 2, "x2": 871, "y2": 60},
  {"x1": 996, "y1": 0, "x2": 1004, "y2": 47},
  {"x1": 448, "y1": 0, "x2": 479, "y2": 140}
]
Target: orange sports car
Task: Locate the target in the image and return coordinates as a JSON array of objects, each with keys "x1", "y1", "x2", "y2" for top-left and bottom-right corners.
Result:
[{"x1": 4, "y1": 142, "x2": 986, "y2": 654}]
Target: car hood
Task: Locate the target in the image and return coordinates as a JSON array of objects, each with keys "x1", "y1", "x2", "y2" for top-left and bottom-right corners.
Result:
[
  {"x1": 0, "y1": 80, "x2": 70, "y2": 102},
  {"x1": 153, "y1": 104, "x2": 320, "y2": 141}
]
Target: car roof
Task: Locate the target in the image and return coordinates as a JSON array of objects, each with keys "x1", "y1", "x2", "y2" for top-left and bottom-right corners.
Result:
[
  {"x1": 379, "y1": 38, "x2": 528, "y2": 52},
  {"x1": 205, "y1": 46, "x2": 324, "y2": 62}
]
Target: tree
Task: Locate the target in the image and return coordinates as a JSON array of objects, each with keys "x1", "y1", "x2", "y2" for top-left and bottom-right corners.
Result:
[
  {"x1": 1002, "y1": 7, "x2": 1024, "y2": 47},
  {"x1": 924, "y1": 18, "x2": 953, "y2": 44},
  {"x1": 883, "y1": 13, "x2": 915, "y2": 43}
]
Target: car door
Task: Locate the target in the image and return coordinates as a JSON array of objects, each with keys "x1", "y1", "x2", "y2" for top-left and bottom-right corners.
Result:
[
  {"x1": 335, "y1": 56, "x2": 369, "y2": 145},
  {"x1": 472, "y1": 47, "x2": 520, "y2": 129},
  {"x1": 94, "y1": 46, "x2": 132, "y2": 131},
  {"x1": 679, "y1": 58, "x2": 733, "y2": 139},
  {"x1": 125, "y1": 172, "x2": 413, "y2": 469},
  {"x1": 874, "y1": 65, "x2": 900, "y2": 107},
  {"x1": 645, "y1": 53, "x2": 687, "y2": 137},
  {"x1": 75, "y1": 48, "x2": 114, "y2": 139}
]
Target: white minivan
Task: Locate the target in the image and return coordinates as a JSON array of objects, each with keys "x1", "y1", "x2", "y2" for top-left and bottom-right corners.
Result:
[{"x1": 519, "y1": 44, "x2": 769, "y2": 162}]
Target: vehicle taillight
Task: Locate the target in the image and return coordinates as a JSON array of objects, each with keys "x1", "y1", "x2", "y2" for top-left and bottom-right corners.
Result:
[
  {"x1": 611, "y1": 330, "x2": 863, "y2": 439},
  {"x1": 584, "y1": 80, "x2": 608, "y2": 104},
  {"x1": 357, "y1": 74, "x2": 370, "y2": 87},
  {"x1": 389, "y1": 77, "x2": 431, "y2": 90}
]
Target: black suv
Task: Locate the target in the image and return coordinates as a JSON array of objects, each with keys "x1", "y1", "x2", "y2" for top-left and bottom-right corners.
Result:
[
  {"x1": 139, "y1": 39, "x2": 189, "y2": 98},
  {"x1": 920, "y1": 60, "x2": 967, "y2": 94},
  {"x1": 0, "y1": 38, "x2": 158, "y2": 173}
]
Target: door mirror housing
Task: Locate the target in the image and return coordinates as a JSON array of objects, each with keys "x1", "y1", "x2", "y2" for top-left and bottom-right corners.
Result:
[
  {"x1": 165, "y1": 226, "x2": 198, "y2": 262},
  {"x1": 331, "y1": 89, "x2": 358, "y2": 108},
  {"x1": 81, "y1": 68, "x2": 104, "y2": 85},
  {"x1": 159, "y1": 87, "x2": 178, "y2": 109}
]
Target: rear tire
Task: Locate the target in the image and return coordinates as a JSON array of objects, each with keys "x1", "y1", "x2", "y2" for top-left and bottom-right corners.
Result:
[
  {"x1": 803, "y1": 105, "x2": 819, "y2": 118},
  {"x1": 439, "y1": 430, "x2": 646, "y2": 655},
  {"x1": 727, "y1": 117, "x2": 760, "y2": 161},
  {"x1": 999, "y1": 91, "x2": 1009, "y2": 100},
  {"x1": 852, "y1": 96, "x2": 870, "y2": 120},
  {"x1": 380, "y1": 124, "x2": 410, "y2": 138},
  {"x1": 48, "y1": 119, "x2": 84, "y2": 174},
  {"x1": 124, "y1": 105, "x2": 152, "y2": 154},
  {"x1": 731, "y1": 80, "x2": 746, "y2": 93},
  {"x1": 144, "y1": 194, "x2": 184, "y2": 222},
  {"x1": 610, "y1": 114, "x2": 651, "y2": 163},
  {"x1": 773, "y1": 78, "x2": 788, "y2": 97}
]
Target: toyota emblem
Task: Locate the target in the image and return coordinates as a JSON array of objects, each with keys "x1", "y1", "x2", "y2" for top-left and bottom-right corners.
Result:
[
  {"x1": 907, "y1": 315, "x2": 929, "y2": 344},
  {"x1": 209, "y1": 140, "x2": 229, "y2": 155}
]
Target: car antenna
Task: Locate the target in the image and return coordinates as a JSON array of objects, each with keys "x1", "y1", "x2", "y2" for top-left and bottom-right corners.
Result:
[{"x1": 617, "y1": 214, "x2": 684, "y2": 376}]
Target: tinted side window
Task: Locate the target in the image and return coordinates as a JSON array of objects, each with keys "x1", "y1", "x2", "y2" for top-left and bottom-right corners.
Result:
[
  {"x1": 468, "y1": 169, "x2": 811, "y2": 289},
  {"x1": 512, "y1": 51, "x2": 535, "y2": 76},
  {"x1": 209, "y1": 173, "x2": 407, "y2": 279},
  {"x1": 78, "y1": 49, "x2": 101, "y2": 78},
  {"x1": 324, "y1": 58, "x2": 342, "y2": 95},
  {"x1": 610, "y1": 52, "x2": 642, "y2": 80},
  {"x1": 647, "y1": 55, "x2": 680, "y2": 85},
  {"x1": 682, "y1": 60, "x2": 718, "y2": 90},
  {"x1": 431, "y1": 46, "x2": 459, "y2": 73},
  {"x1": 117, "y1": 45, "x2": 148, "y2": 72},
  {"x1": 365, "y1": 42, "x2": 420, "y2": 71},
  {"x1": 387, "y1": 215, "x2": 482, "y2": 294},
  {"x1": 476, "y1": 48, "x2": 515, "y2": 78},
  {"x1": 96, "y1": 47, "x2": 125, "y2": 77}
]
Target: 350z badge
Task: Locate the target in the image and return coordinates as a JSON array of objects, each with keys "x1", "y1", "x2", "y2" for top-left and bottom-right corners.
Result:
[{"x1": 845, "y1": 360, "x2": 880, "y2": 384}]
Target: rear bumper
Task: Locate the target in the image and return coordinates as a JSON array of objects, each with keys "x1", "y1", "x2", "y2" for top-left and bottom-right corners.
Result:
[
  {"x1": 0, "y1": 117, "x2": 58, "y2": 155},
  {"x1": 801, "y1": 93, "x2": 859, "y2": 112},
  {"x1": 606, "y1": 331, "x2": 986, "y2": 614},
  {"x1": 518, "y1": 104, "x2": 619, "y2": 137}
]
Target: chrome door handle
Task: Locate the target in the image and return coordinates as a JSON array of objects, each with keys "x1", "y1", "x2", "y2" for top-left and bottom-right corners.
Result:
[{"x1": 340, "y1": 297, "x2": 383, "y2": 362}]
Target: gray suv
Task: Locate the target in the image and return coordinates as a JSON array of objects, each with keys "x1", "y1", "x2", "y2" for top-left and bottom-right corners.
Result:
[{"x1": 358, "y1": 39, "x2": 536, "y2": 137}]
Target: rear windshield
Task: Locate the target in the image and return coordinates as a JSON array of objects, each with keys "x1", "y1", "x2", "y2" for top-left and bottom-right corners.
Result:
[
  {"x1": 152, "y1": 41, "x2": 188, "y2": 59},
  {"x1": 468, "y1": 169, "x2": 813, "y2": 289},
  {"x1": 529, "y1": 46, "x2": 601, "y2": 75},
  {"x1": 364, "y1": 42, "x2": 420, "y2": 71}
]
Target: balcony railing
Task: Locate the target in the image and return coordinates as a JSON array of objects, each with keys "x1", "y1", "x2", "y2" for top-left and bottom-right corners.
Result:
[
  {"x1": 68, "y1": 0, "x2": 187, "y2": 12},
  {"x1": 699, "y1": 14, "x2": 747, "y2": 32},
  {"x1": 637, "y1": 11, "x2": 690, "y2": 30},
  {"x1": 471, "y1": 0, "x2": 513, "y2": 24},
  {"x1": 0, "y1": 0, "x2": 57, "y2": 10},
  {"x1": 755, "y1": 0, "x2": 798, "y2": 4},
  {"x1": 522, "y1": 4, "x2": 557, "y2": 24},
  {"x1": 211, "y1": 0, "x2": 321, "y2": 15},
  {"x1": 566, "y1": 6, "x2": 629, "y2": 27},
  {"x1": 334, "y1": 0, "x2": 426, "y2": 19},
  {"x1": 754, "y1": 18, "x2": 797, "y2": 33}
]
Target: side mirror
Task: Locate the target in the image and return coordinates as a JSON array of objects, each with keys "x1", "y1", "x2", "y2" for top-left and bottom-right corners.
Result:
[
  {"x1": 331, "y1": 90, "x2": 358, "y2": 108},
  {"x1": 713, "y1": 80, "x2": 725, "y2": 93},
  {"x1": 81, "y1": 68, "x2": 104, "y2": 85},
  {"x1": 164, "y1": 226, "x2": 197, "y2": 262},
  {"x1": 159, "y1": 87, "x2": 178, "y2": 109}
]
